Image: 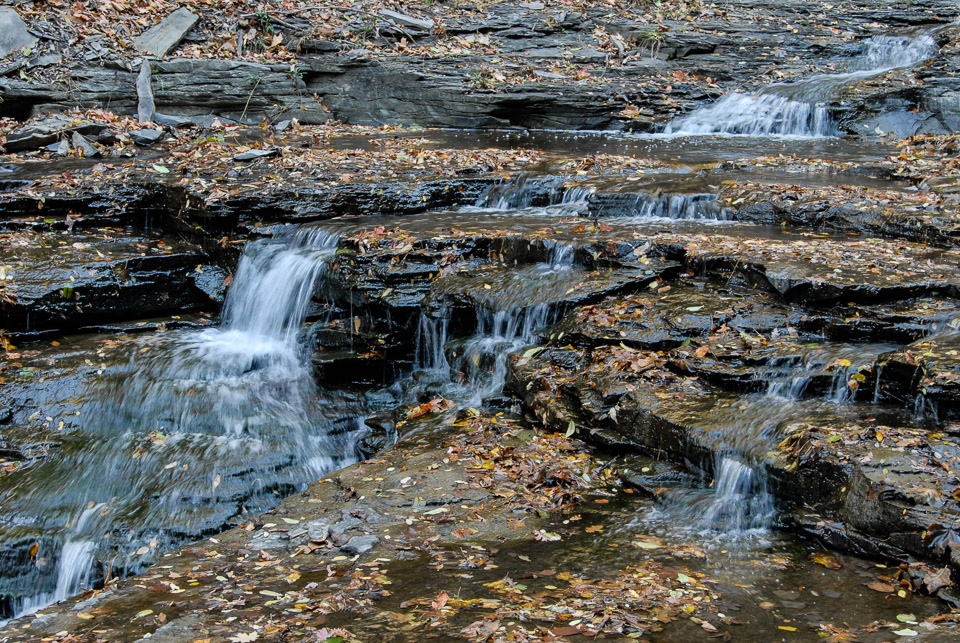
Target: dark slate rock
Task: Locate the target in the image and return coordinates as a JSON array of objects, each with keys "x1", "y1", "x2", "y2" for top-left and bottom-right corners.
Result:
[
  {"x1": 133, "y1": 8, "x2": 200, "y2": 57},
  {"x1": 71, "y1": 132, "x2": 100, "y2": 158},
  {"x1": 0, "y1": 8, "x2": 37, "y2": 58},
  {"x1": 233, "y1": 148, "x2": 279, "y2": 161},
  {"x1": 137, "y1": 60, "x2": 155, "y2": 123},
  {"x1": 131, "y1": 128, "x2": 165, "y2": 146}
]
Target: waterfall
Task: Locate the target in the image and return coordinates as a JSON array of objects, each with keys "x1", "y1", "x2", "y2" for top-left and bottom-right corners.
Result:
[
  {"x1": 475, "y1": 176, "x2": 591, "y2": 214},
  {"x1": 1, "y1": 226, "x2": 360, "y2": 621},
  {"x1": 627, "y1": 193, "x2": 726, "y2": 221},
  {"x1": 691, "y1": 343, "x2": 894, "y2": 535},
  {"x1": 416, "y1": 315, "x2": 451, "y2": 372},
  {"x1": 698, "y1": 458, "x2": 774, "y2": 533},
  {"x1": 664, "y1": 33, "x2": 936, "y2": 137}
]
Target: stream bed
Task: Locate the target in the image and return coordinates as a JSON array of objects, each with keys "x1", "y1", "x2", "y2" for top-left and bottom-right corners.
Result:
[{"x1": 1, "y1": 26, "x2": 959, "y2": 639}]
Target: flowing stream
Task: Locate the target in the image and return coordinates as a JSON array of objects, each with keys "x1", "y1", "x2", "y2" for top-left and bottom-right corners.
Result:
[
  {"x1": 664, "y1": 33, "x2": 937, "y2": 137},
  {"x1": 661, "y1": 343, "x2": 901, "y2": 538},
  {"x1": 0, "y1": 227, "x2": 365, "y2": 620},
  {"x1": 0, "y1": 28, "x2": 954, "y2": 631}
]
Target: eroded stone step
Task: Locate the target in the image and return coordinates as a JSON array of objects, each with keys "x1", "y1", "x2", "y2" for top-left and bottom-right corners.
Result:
[{"x1": 0, "y1": 231, "x2": 219, "y2": 335}]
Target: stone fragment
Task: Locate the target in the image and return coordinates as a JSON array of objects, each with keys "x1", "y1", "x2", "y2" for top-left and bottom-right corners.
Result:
[
  {"x1": 5, "y1": 118, "x2": 104, "y2": 153},
  {"x1": 151, "y1": 112, "x2": 191, "y2": 127},
  {"x1": 131, "y1": 129, "x2": 165, "y2": 146},
  {"x1": 233, "y1": 148, "x2": 279, "y2": 162},
  {"x1": 340, "y1": 535, "x2": 378, "y2": 555},
  {"x1": 55, "y1": 139, "x2": 70, "y2": 157},
  {"x1": 137, "y1": 61, "x2": 155, "y2": 123},
  {"x1": 0, "y1": 8, "x2": 37, "y2": 58},
  {"x1": 96, "y1": 129, "x2": 119, "y2": 145},
  {"x1": 379, "y1": 9, "x2": 434, "y2": 31},
  {"x1": 71, "y1": 132, "x2": 101, "y2": 158},
  {"x1": 133, "y1": 8, "x2": 200, "y2": 57}
]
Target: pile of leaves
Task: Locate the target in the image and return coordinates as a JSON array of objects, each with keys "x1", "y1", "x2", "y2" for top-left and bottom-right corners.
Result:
[{"x1": 449, "y1": 412, "x2": 604, "y2": 515}]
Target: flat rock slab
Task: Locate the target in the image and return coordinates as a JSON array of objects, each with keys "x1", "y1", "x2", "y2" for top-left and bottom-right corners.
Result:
[
  {"x1": 233, "y1": 148, "x2": 279, "y2": 161},
  {"x1": 2, "y1": 118, "x2": 102, "y2": 153},
  {"x1": 652, "y1": 232, "x2": 960, "y2": 305},
  {"x1": 0, "y1": 231, "x2": 212, "y2": 333},
  {"x1": 133, "y1": 8, "x2": 199, "y2": 57},
  {"x1": 379, "y1": 9, "x2": 434, "y2": 31},
  {"x1": 0, "y1": 8, "x2": 37, "y2": 59}
]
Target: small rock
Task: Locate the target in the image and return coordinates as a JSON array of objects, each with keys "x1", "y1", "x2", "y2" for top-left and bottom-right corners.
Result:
[
  {"x1": 329, "y1": 516, "x2": 361, "y2": 538},
  {"x1": 97, "y1": 128, "x2": 119, "y2": 145},
  {"x1": 534, "y1": 70, "x2": 566, "y2": 80},
  {"x1": 275, "y1": 120, "x2": 292, "y2": 133},
  {"x1": 233, "y1": 149, "x2": 279, "y2": 162},
  {"x1": 340, "y1": 535, "x2": 378, "y2": 555},
  {"x1": 152, "y1": 112, "x2": 192, "y2": 127},
  {"x1": 379, "y1": 9, "x2": 434, "y2": 31},
  {"x1": 0, "y1": 8, "x2": 38, "y2": 58},
  {"x1": 131, "y1": 129, "x2": 165, "y2": 146},
  {"x1": 56, "y1": 139, "x2": 70, "y2": 157},
  {"x1": 25, "y1": 53, "x2": 61, "y2": 69},
  {"x1": 303, "y1": 519, "x2": 332, "y2": 542},
  {"x1": 134, "y1": 8, "x2": 200, "y2": 57},
  {"x1": 71, "y1": 132, "x2": 101, "y2": 158}
]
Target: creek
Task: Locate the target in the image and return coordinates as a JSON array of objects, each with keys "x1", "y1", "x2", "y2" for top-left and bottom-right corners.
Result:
[{"x1": 0, "y1": 28, "x2": 957, "y2": 639}]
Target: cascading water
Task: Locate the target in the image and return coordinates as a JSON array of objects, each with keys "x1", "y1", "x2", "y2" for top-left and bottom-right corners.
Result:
[
  {"x1": 414, "y1": 236, "x2": 576, "y2": 405},
  {"x1": 664, "y1": 33, "x2": 937, "y2": 137},
  {"x1": 671, "y1": 343, "x2": 897, "y2": 538},
  {"x1": 0, "y1": 226, "x2": 365, "y2": 620}
]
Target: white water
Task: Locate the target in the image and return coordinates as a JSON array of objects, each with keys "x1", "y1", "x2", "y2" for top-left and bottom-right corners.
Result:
[
  {"x1": 2, "y1": 227, "x2": 357, "y2": 621},
  {"x1": 664, "y1": 34, "x2": 937, "y2": 137},
  {"x1": 414, "y1": 240, "x2": 575, "y2": 405},
  {"x1": 4, "y1": 505, "x2": 103, "y2": 623},
  {"x1": 682, "y1": 343, "x2": 896, "y2": 537}
]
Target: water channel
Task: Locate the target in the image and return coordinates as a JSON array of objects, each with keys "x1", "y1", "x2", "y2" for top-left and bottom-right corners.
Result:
[{"x1": 0, "y1": 28, "x2": 955, "y2": 639}]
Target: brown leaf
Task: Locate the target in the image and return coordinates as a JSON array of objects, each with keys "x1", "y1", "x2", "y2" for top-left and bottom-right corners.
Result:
[
  {"x1": 461, "y1": 620, "x2": 500, "y2": 637},
  {"x1": 923, "y1": 567, "x2": 952, "y2": 593},
  {"x1": 431, "y1": 590, "x2": 449, "y2": 612},
  {"x1": 549, "y1": 626, "x2": 583, "y2": 636},
  {"x1": 866, "y1": 581, "x2": 896, "y2": 593}
]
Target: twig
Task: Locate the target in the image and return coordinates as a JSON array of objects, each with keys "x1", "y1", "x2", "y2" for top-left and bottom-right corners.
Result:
[{"x1": 240, "y1": 76, "x2": 262, "y2": 122}]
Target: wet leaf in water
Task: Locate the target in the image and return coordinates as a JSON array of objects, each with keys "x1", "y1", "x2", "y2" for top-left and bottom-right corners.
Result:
[
  {"x1": 811, "y1": 553, "x2": 842, "y2": 570},
  {"x1": 866, "y1": 581, "x2": 896, "y2": 593}
]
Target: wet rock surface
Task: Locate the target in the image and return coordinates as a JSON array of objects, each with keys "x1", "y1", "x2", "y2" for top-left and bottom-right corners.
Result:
[
  {"x1": 1, "y1": 1, "x2": 958, "y2": 132},
  {"x1": 0, "y1": 231, "x2": 214, "y2": 335}
]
